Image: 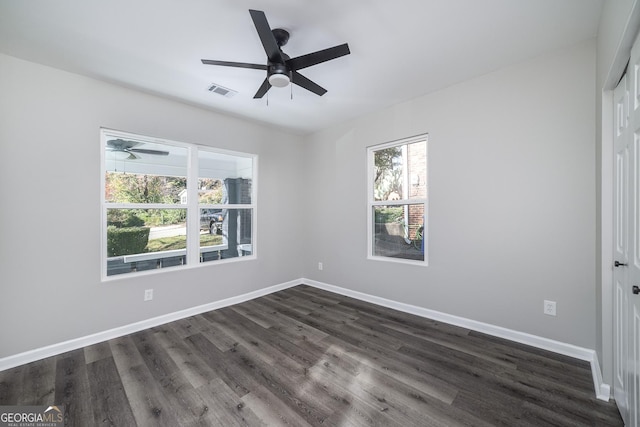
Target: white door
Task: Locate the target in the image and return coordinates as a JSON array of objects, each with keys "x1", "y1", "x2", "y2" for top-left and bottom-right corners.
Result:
[
  {"x1": 627, "y1": 31, "x2": 640, "y2": 427},
  {"x1": 613, "y1": 71, "x2": 630, "y2": 425},
  {"x1": 614, "y1": 30, "x2": 640, "y2": 427}
]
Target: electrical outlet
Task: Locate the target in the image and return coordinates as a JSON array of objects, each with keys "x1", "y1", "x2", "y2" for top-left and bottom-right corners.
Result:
[
  {"x1": 144, "y1": 289, "x2": 153, "y2": 301},
  {"x1": 318, "y1": 262, "x2": 323, "y2": 271},
  {"x1": 543, "y1": 300, "x2": 556, "y2": 316}
]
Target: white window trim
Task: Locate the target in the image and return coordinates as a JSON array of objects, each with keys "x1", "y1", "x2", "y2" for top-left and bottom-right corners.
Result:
[
  {"x1": 367, "y1": 134, "x2": 429, "y2": 266},
  {"x1": 100, "y1": 128, "x2": 258, "y2": 281}
]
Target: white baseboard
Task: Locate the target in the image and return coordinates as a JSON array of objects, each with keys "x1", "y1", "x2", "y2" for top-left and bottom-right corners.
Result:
[
  {"x1": 0, "y1": 280, "x2": 300, "y2": 372},
  {"x1": 302, "y1": 278, "x2": 612, "y2": 401},
  {"x1": 589, "y1": 351, "x2": 611, "y2": 401},
  {"x1": 0, "y1": 277, "x2": 612, "y2": 401}
]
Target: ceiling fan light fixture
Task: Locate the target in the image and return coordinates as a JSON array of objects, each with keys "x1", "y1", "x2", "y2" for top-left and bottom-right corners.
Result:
[{"x1": 268, "y1": 73, "x2": 290, "y2": 88}]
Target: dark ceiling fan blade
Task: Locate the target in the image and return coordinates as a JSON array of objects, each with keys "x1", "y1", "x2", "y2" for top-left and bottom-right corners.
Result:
[
  {"x1": 253, "y1": 78, "x2": 272, "y2": 99},
  {"x1": 201, "y1": 59, "x2": 267, "y2": 70},
  {"x1": 287, "y1": 43, "x2": 350, "y2": 71},
  {"x1": 129, "y1": 148, "x2": 170, "y2": 156},
  {"x1": 249, "y1": 9, "x2": 284, "y2": 63},
  {"x1": 291, "y1": 71, "x2": 327, "y2": 96}
]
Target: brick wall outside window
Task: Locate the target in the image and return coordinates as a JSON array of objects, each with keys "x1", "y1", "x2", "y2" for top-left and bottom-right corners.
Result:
[{"x1": 407, "y1": 140, "x2": 426, "y2": 240}]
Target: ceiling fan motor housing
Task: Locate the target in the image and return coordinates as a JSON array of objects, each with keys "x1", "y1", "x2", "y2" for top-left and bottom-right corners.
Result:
[{"x1": 272, "y1": 28, "x2": 289, "y2": 47}]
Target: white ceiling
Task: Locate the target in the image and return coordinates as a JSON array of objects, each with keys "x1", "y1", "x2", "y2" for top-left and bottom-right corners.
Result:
[{"x1": 0, "y1": 0, "x2": 603, "y2": 135}]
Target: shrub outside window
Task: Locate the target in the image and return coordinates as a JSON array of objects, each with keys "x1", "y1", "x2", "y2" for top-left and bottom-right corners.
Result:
[
  {"x1": 367, "y1": 135, "x2": 428, "y2": 264},
  {"x1": 101, "y1": 129, "x2": 256, "y2": 279}
]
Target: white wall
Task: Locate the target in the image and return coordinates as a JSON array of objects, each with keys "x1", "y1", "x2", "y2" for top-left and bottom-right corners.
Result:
[
  {"x1": 0, "y1": 53, "x2": 304, "y2": 359},
  {"x1": 303, "y1": 41, "x2": 597, "y2": 348}
]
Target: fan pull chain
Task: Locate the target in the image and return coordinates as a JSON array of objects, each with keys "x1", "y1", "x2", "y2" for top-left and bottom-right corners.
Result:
[{"x1": 290, "y1": 83, "x2": 293, "y2": 100}]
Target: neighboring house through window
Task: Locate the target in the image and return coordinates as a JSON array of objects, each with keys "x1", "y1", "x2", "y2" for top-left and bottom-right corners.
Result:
[{"x1": 368, "y1": 134, "x2": 428, "y2": 264}]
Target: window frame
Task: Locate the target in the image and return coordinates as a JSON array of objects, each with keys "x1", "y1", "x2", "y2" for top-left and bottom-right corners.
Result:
[
  {"x1": 100, "y1": 128, "x2": 257, "y2": 281},
  {"x1": 367, "y1": 134, "x2": 428, "y2": 266}
]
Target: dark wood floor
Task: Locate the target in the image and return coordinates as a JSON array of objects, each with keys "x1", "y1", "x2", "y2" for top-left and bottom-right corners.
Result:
[{"x1": 0, "y1": 285, "x2": 623, "y2": 426}]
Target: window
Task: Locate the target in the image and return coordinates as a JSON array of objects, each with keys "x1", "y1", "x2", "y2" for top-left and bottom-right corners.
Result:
[
  {"x1": 101, "y1": 129, "x2": 256, "y2": 278},
  {"x1": 367, "y1": 134, "x2": 428, "y2": 264}
]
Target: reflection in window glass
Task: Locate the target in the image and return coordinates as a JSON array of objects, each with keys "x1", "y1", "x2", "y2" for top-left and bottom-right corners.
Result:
[{"x1": 105, "y1": 140, "x2": 187, "y2": 204}]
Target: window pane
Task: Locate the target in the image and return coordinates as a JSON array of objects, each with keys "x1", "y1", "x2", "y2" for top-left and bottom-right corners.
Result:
[
  {"x1": 200, "y1": 208, "x2": 224, "y2": 236},
  {"x1": 198, "y1": 179, "x2": 224, "y2": 204},
  {"x1": 105, "y1": 140, "x2": 187, "y2": 204},
  {"x1": 406, "y1": 139, "x2": 427, "y2": 199},
  {"x1": 199, "y1": 150, "x2": 253, "y2": 204},
  {"x1": 373, "y1": 140, "x2": 426, "y2": 201},
  {"x1": 106, "y1": 208, "x2": 187, "y2": 276},
  {"x1": 200, "y1": 208, "x2": 252, "y2": 263},
  {"x1": 374, "y1": 146, "x2": 403, "y2": 202},
  {"x1": 373, "y1": 204, "x2": 424, "y2": 261}
]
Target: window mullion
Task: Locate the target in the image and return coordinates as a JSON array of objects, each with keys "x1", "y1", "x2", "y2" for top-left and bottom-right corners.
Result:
[
  {"x1": 107, "y1": 203, "x2": 182, "y2": 210},
  {"x1": 371, "y1": 199, "x2": 426, "y2": 207},
  {"x1": 187, "y1": 146, "x2": 200, "y2": 265}
]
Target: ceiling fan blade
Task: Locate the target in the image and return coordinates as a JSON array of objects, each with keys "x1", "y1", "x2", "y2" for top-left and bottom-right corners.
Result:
[
  {"x1": 129, "y1": 148, "x2": 170, "y2": 156},
  {"x1": 253, "y1": 78, "x2": 272, "y2": 98},
  {"x1": 287, "y1": 43, "x2": 350, "y2": 71},
  {"x1": 291, "y1": 71, "x2": 327, "y2": 96},
  {"x1": 126, "y1": 152, "x2": 140, "y2": 160},
  {"x1": 201, "y1": 59, "x2": 267, "y2": 70},
  {"x1": 249, "y1": 9, "x2": 284, "y2": 63}
]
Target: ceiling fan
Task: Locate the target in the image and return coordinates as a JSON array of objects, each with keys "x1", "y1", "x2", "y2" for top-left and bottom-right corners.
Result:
[
  {"x1": 201, "y1": 9, "x2": 350, "y2": 98},
  {"x1": 106, "y1": 139, "x2": 169, "y2": 160}
]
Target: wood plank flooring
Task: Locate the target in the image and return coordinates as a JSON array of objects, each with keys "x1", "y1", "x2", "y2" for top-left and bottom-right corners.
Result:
[{"x1": 0, "y1": 285, "x2": 623, "y2": 426}]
